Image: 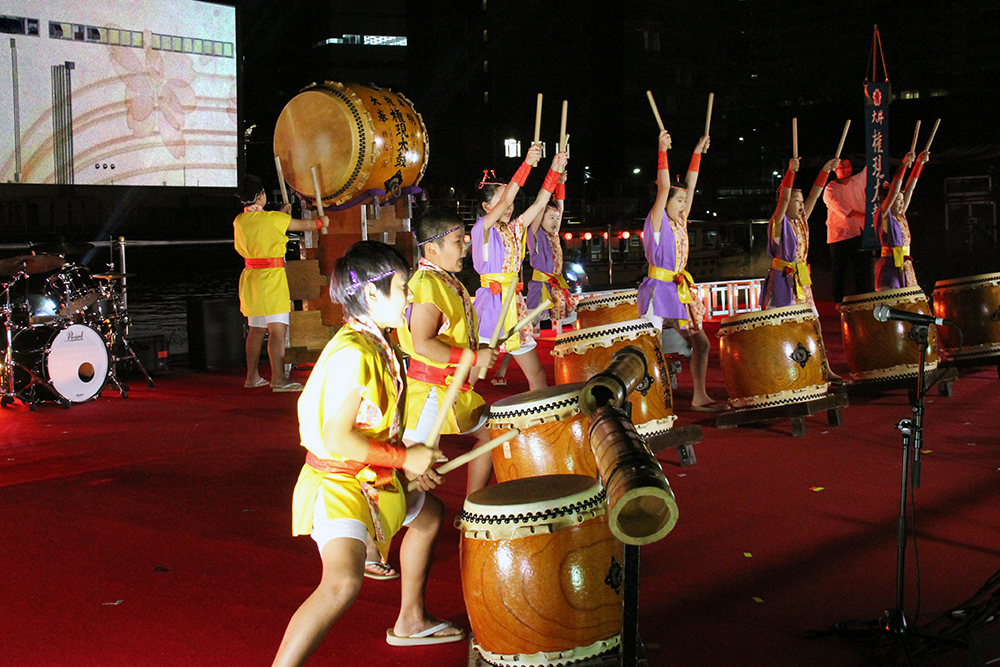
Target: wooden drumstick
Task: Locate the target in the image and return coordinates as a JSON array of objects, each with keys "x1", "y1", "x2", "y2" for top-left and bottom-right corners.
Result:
[
  {"x1": 274, "y1": 156, "x2": 289, "y2": 206},
  {"x1": 924, "y1": 118, "x2": 941, "y2": 152},
  {"x1": 497, "y1": 299, "x2": 553, "y2": 346},
  {"x1": 406, "y1": 429, "x2": 520, "y2": 492},
  {"x1": 834, "y1": 120, "x2": 851, "y2": 159},
  {"x1": 909, "y1": 120, "x2": 921, "y2": 155},
  {"x1": 792, "y1": 117, "x2": 798, "y2": 159},
  {"x1": 534, "y1": 93, "x2": 543, "y2": 146},
  {"x1": 479, "y1": 280, "x2": 518, "y2": 379},
  {"x1": 425, "y1": 348, "x2": 476, "y2": 450},
  {"x1": 559, "y1": 100, "x2": 568, "y2": 153},
  {"x1": 646, "y1": 90, "x2": 665, "y2": 132},
  {"x1": 704, "y1": 92, "x2": 714, "y2": 137},
  {"x1": 310, "y1": 166, "x2": 328, "y2": 235}
]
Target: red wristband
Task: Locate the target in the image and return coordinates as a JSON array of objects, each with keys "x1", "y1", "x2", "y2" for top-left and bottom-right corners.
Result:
[
  {"x1": 364, "y1": 438, "x2": 407, "y2": 469},
  {"x1": 554, "y1": 182, "x2": 565, "y2": 201},
  {"x1": 448, "y1": 346, "x2": 464, "y2": 364},
  {"x1": 512, "y1": 162, "x2": 532, "y2": 187},
  {"x1": 315, "y1": 219, "x2": 324, "y2": 231},
  {"x1": 910, "y1": 162, "x2": 924, "y2": 180},
  {"x1": 814, "y1": 171, "x2": 830, "y2": 190},
  {"x1": 781, "y1": 170, "x2": 795, "y2": 190},
  {"x1": 541, "y1": 169, "x2": 560, "y2": 193},
  {"x1": 688, "y1": 152, "x2": 702, "y2": 174},
  {"x1": 657, "y1": 151, "x2": 669, "y2": 171}
]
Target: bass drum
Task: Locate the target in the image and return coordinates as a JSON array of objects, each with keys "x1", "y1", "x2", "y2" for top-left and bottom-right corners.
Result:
[
  {"x1": 273, "y1": 81, "x2": 429, "y2": 207},
  {"x1": 6, "y1": 323, "x2": 109, "y2": 403}
]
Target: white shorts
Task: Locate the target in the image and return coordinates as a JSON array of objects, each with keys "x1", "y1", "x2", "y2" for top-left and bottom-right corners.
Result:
[
  {"x1": 478, "y1": 336, "x2": 537, "y2": 356},
  {"x1": 310, "y1": 487, "x2": 426, "y2": 552},
  {"x1": 403, "y1": 389, "x2": 489, "y2": 443},
  {"x1": 248, "y1": 313, "x2": 290, "y2": 328}
]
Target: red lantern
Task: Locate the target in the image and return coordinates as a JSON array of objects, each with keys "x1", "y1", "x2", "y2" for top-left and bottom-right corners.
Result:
[
  {"x1": 583, "y1": 232, "x2": 593, "y2": 241},
  {"x1": 622, "y1": 231, "x2": 631, "y2": 240},
  {"x1": 563, "y1": 232, "x2": 572, "y2": 241}
]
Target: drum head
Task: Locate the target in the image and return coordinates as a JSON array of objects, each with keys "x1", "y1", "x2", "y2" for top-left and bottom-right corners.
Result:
[
  {"x1": 488, "y1": 382, "x2": 585, "y2": 429},
  {"x1": 464, "y1": 474, "x2": 600, "y2": 515},
  {"x1": 46, "y1": 324, "x2": 109, "y2": 402}
]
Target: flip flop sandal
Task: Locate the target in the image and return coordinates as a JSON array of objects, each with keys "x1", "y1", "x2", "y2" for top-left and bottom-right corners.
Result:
[
  {"x1": 385, "y1": 621, "x2": 464, "y2": 646},
  {"x1": 364, "y1": 560, "x2": 399, "y2": 580}
]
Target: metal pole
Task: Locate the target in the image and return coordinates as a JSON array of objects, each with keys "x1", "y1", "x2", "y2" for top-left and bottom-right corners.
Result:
[{"x1": 11, "y1": 38, "x2": 21, "y2": 182}]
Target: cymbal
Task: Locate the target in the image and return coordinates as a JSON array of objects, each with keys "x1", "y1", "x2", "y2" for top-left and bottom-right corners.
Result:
[
  {"x1": 92, "y1": 272, "x2": 134, "y2": 280},
  {"x1": 0, "y1": 254, "x2": 66, "y2": 276},
  {"x1": 29, "y1": 240, "x2": 94, "y2": 255}
]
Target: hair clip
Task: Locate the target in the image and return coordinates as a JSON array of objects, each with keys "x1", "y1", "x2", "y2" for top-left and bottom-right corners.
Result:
[{"x1": 478, "y1": 169, "x2": 502, "y2": 190}]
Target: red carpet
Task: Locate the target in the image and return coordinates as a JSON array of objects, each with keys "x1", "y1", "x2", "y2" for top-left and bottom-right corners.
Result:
[{"x1": 1, "y1": 310, "x2": 998, "y2": 666}]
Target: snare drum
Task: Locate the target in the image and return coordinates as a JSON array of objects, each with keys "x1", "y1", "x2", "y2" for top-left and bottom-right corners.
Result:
[
  {"x1": 488, "y1": 383, "x2": 595, "y2": 482},
  {"x1": 460, "y1": 475, "x2": 623, "y2": 666},
  {"x1": 838, "y1": 287, "x2": 938, "y2": 381},
  {"x1": 574, "y1": 289, "x2": 639, "y2": 329},
  {"x1": 932, "y1": 273, "x2": 1000, "y2": 360},
  {"x1": 717, "y1": 305, "x2": 829, "y2": 410},
  {"x1": 273, "y1": 81, "x2": 429, "y2": 207},
  {"x1": 554, "y1": 319, "x2": 675, "y2": 437},
  {"x1": 6, "y1": 323, "x2": 109, "y2": 403}
]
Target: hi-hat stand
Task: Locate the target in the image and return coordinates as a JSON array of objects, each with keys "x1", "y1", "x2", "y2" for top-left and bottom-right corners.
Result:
[{"x1": 808, "y1": 322, "x2": 966, "y2": 665}]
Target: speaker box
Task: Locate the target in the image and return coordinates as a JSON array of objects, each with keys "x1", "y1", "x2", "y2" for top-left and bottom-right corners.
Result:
[{"x1": 186, "y1": 297, "x2": 245, "y2": 370}]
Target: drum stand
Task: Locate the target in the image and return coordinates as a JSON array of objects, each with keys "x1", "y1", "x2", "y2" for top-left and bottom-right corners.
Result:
[
  {"x1": 103, "y1": 316, "x2": 155, "y2": 399},
  {"x1": 808, "y1": 324, "x2": 966, "y2": 664},
  {"x1": 0, "y1": 273, "x2": 64, "y2": 409}
]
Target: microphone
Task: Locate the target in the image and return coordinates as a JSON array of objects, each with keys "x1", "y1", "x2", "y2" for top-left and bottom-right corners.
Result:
[{"x1": 873, "y1": 304, "x2": 949, "y2": 326}]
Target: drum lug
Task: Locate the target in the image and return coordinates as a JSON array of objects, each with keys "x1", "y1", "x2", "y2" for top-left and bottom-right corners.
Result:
[
  {"x1": 604, "y1": 555, "x2": 623, "y2": 594},
  {"x1": 790, "y1": 342, "x2": 812, "y2": 368}
]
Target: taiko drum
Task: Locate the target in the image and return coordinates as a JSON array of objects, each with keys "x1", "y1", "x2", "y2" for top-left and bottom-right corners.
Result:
[
  {"x1": 553, "y1": 319, "x2": 675, "y2": 437},
  {"x1": 460, "y1": 475, "x2": 623, "y2": 667},
  {"x1": 574, "y1": 289, "x2": 639, "y2": 329},
  {"x1": 717, "y1": 305, "x2": 829, "y2": 410},
  {"x1": 273, "y1": 81, "x2": 428, "y2": 207},
  {"x1": 487, "y1": 383, "x2": 596, "y2": 482},
  {"x1": 932, "y1": 273, "x2": 1000, "y2": 360},
  {"x1": 838, "y1": 287, "x2": 938, "y2": 381}
]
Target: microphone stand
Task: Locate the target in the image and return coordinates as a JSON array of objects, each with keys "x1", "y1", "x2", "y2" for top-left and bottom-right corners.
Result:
[{"x1": 808, "y1": 323, "x2": 965, "y2": 663}]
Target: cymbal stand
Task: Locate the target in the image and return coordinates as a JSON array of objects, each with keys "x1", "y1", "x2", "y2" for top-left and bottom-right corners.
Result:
[{"x1": 102, "y1": 240, "x2": 154, "y2": 396}]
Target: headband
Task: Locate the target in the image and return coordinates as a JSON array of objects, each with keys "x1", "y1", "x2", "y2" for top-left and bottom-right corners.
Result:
[
  {"x1": 345, "y1": 268, "x2": 397, "y2": 296},
  {"x1": 416, "y1": 224, "x2": 464, "y2": 246}
]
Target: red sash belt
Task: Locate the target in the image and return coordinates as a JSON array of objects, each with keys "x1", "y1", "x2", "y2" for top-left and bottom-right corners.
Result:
[
  {"x1": 407, "y1": 358, "x2": 472, "y2": 392},
  {"x1": 305, "y1": 452, "x2": 395, "y2": 488},
  {"x1": 245, "y1": 257, "x2": 286, "y2": 269}
]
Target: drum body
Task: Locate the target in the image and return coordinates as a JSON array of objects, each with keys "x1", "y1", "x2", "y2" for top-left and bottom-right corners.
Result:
[
  {"x1": 717, "y1": 305, "x2": 829, "y2": 410},
  {"x1": 574, "y1": 289, "x2": 639, "y2": 329},
  {"x1": 6, "y1": 323, "x2": 109, "y2": 402},
  {"x1": 273, "y1": 81, "x2": 429, "y2": 207},
  {"x1": 488, "y1": 383, "x2": 595, "y2": 482},
  {"x1": 46, "y1": 265, "x2": 102, "y2": 317},
  {"x1": 838, "y1": 287, "x2": 939, "y2": 381},
  {"x1": 932, "y1": 273, "x2": 1000, "y2": 360},
  {"x1": 460, "y1": 475, "x2": 623, "y2": 666},
  {"x1": 554, "y1": 319, "x2": 675, "y2": 437}
]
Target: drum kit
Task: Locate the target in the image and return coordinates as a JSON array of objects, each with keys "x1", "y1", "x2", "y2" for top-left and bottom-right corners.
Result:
[{"x1": 0, "y1": 242, "x2": 150, "y2": 409}]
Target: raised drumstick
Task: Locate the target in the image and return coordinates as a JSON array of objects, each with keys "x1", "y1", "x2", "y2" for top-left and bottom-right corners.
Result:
[
  {"x1": 479, "y1": 280, "x2": 518, "y2": 379},
  {"x1": 534, "y1": 93, "x2": 543, "y2": 146},
  {"x1": 909, "y1": 120, "x2": 921, "y2": 155},
  {"x1": 924, "y1": 118, "x2": 941, "y2": 151},
  {"x1": 497, "y1": 299, "x2": 553, "y2": 346},
  {"x1": 559, "y1": 100, "x2": 568, "y2": 153},
  {"x1": 834, "y1": 120, "x2": 851, "y2": 159},
  {"x1": 406, "y1": 429, "x2": 520, "y2": 492},
  {"x1": 310, "y1": 166, "x2": 328, "y2": 235},
  {"x1": 704, "y1": 92, "x2": 714, "y2": 137},
  {"x1": 646, "y1": 90, "x2": 665, "y2": 132},
  {"x1": 425, "y1": 348, "x2": 476, "y2": 450},
  {"x1": 274, "y1": 156, "x2": 289, "y2": 206},
  {"x1": 792, "y1": 117, "x2": 798, "y2": 159}
]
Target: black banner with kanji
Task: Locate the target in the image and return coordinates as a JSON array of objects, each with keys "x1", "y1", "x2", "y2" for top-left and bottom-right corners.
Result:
[{"x1": 862, "y1": 81, "x2": 890, "y2": 250}]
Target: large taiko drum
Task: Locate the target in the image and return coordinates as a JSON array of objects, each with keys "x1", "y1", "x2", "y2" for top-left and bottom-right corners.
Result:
[
  {"x1": 717, "y1": 305, "x2": 829, "y2": 410},
  {"x1": 488, "y1": 383, "x2": 596, "y2": 482},
  {"x1": 932, "y1": 273, "x2": 1000, "y2": 360},
  {"x1": 838, "y1": 287, "x2": 938, "y2": 381},
  {"x1": 574, "y1": 289, "x2": 639, "y2": 329},
  {"x1": 273, "y1": 81, "x2": 429, "y2": 207},
  {"x1": 460, "y1": 475, "x2": 623, "y2": 666},
  {"x1": 553, "y1": 319, "x2": 675, "y2": 437}
]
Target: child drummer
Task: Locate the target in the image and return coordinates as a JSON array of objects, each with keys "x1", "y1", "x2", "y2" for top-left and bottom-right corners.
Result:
[
  {"x1": 636, "y1": 129, "x2": 724, "y2": 411},
  {"x1": 471, "y1": 145, "x2": 568, "y2": 391},
  {"x1": 397, "y1": 209, "x2": 498, "y2": 495},
  {"x1": 526, "y1": 169, "x2": 577, "y2": 333},
  {"x1": 271, "y1": 241, "x2": 462, "y2": 667},
  {"x1": 875, "y1": 150, "x2": 928, "y2": 290}
]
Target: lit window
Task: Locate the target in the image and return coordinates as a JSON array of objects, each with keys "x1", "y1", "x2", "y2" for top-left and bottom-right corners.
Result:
[{"x1": 504, "y1": 139, "x2": 521, "y2": 158}]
